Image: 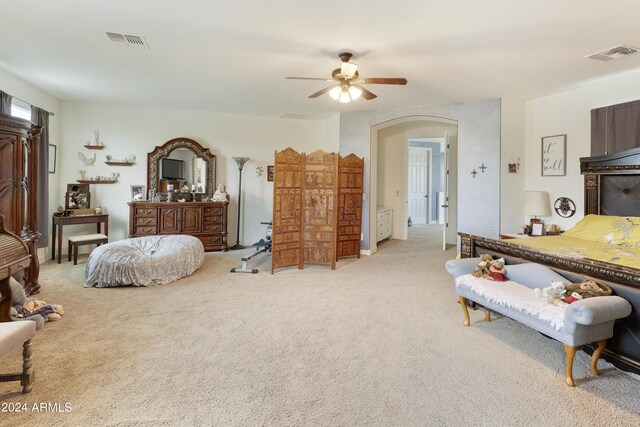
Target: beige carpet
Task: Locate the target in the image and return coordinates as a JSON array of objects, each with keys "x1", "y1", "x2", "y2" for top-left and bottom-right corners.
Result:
[{"x1": 1, "y1": 227, "x2": 639, "y2": 426}]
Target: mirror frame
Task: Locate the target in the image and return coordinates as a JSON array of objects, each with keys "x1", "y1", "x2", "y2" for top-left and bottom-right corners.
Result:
[
  {"x1": 147, "y1": 137, "x2": 216, "y2": 200},
  {"x1": 65, "y1": 183, "x2": 90, "y2": 210}
]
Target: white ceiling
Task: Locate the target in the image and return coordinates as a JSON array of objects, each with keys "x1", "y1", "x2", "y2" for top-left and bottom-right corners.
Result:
[{"x1": 2, "y1": 0, "x2": 640, "y2": 119}]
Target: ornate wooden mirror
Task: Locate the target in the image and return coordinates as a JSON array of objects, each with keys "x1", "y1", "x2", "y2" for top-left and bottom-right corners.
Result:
[{"x1": 147, "y1": 137, "x2": 216, "y2": 200}]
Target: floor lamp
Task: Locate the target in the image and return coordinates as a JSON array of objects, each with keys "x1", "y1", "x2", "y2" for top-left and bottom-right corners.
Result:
[{"x1": 232, "y1": 157, "x2": 250, "y2": 249}]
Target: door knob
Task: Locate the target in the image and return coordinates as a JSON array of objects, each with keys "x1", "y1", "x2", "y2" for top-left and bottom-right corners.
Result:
[{"x1": 441, "y1": 204, "x2": 449, "y2": 208}]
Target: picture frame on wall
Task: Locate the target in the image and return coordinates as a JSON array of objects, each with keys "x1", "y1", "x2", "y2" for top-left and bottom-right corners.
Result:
[
  {"x1": 267, "y1": 165, "x2": 274, "y2": 182},
  {"x1": 541, "y1": 134, "x2": 566, "y2": 176},
  {"x1": 48, "y1": 144, "x2": 56, "y2": 174},
  {"x1": 131, "y1": 185, "x2": 146, "y2": 202}
]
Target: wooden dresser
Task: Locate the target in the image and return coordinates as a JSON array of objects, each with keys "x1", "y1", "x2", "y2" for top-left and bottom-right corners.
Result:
[{"x1": 128, "y1": 201, "x2": 229, "y2": 251}]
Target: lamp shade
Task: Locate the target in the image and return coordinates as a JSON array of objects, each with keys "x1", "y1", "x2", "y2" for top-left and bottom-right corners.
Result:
[{"x1": 523, "y1": 191, "x2": 551, "y2": 216}]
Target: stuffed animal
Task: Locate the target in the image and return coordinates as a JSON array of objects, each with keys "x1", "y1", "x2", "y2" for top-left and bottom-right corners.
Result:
[
  {"x1": 565, "y1": 280, "x2": 612, "y2": 299},
  {"x1": 487, "y1": 259, "x2": 508, "y2": 282},
  {"x1": 9, "y1": 277, "x2": 46, "y2": 329},
  {"x1": 23, "y1": 300, "x2": 64, "y2": 321},
  {"x1": 535, "y1": 281, "x2": 567, "y2": 305},
  {"x1": 472, "y1": 254, "x2": 494, "y2": 278}
]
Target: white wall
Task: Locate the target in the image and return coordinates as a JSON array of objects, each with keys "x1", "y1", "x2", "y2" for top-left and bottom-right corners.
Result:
[
  {"x1": 526, "y1": 70, "x2": 640, "y2": 231},
  {"x1": 340, "y1": 99, "x2": 501, "y2": 251},
  {"x1": 500, "y1": 98, "x2": 527, "y2": 233},
  {"x1": 57, "y1": 102, "x2": 336, "y2": 249},
  {"x1": 0, "y1": 68, "x2": 60, "y2": 261}
]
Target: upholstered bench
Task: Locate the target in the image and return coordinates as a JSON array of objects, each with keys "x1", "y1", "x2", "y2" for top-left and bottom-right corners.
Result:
[
  {"x1": 0, "y1": 321, "x2": 36, "y2": 393},
  {"x1": 68, "y1": 233, "x2": 108, "y2": 265},
  {"x1": 445, "y1": 258, "x2": 632, "y2": 387},
  {"x1": 84, "y1": 235, "x2": 204, "y2": 288}
]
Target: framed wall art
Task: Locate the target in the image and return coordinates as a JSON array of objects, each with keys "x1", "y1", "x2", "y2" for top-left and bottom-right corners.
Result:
[
  {"x1": 48, "y1": 144, "x2": 57, "y2": 174},
  {"x1": 267, "y1": 165, "x2": 274, "y2": 182},
  {"x1": 541, "y1": 134, "x2": 566, "y2": 176}
]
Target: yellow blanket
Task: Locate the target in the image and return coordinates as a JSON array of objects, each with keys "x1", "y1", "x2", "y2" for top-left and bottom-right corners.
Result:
[{"x1": 507, "y1": 235, "x2": 640, "y2": 269}]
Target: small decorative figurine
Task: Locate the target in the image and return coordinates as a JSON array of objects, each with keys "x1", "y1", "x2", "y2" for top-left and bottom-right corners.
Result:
[{"x1": 213, "y1": 183, "x2": 227, "y2": 201}]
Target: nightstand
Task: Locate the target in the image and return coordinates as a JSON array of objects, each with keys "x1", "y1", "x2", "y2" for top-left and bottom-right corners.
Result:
[{"x1": 499, "y1": 233, "x2": 531, "y2": 239}]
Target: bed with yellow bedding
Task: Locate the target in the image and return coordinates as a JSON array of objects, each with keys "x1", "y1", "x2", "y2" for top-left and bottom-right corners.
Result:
[{"x1": 458, "y1": 147, "x2": 640, "y2": 374}]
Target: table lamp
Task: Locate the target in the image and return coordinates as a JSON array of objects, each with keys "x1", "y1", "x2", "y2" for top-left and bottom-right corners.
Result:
[{"x1": 523, "y1": 190, "x2": 551, "y2": 235}]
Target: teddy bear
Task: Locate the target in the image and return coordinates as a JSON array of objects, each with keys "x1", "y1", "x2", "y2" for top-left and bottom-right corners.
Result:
[
  {"x1": 23, "y1": 300, "x2": 64, "y2": 321},
  {"x1": 534, "y1": 281, "x2": 567, "y2": 305},
  {"x1": 472, "y1": 254, "x2": 494, "y2": 278},
  {"x1": 564, "y1": 280, "x2": 612, "y2": 299},
  {"x1": 486, "y1": 259, "x2": 508, "y2": 282},
  {"x1": 9, "y1": 277, "x2": 46, "y2": 329}
]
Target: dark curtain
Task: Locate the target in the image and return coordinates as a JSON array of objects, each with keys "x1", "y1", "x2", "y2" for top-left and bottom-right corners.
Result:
[
  {"x1": 591, "y1": 99, "x2": 640, "y2": 155},
  {"x1": 31, "y1": 107, "x2": 50, "y2": 248},
  {"x1": 0, "y1": 90, "x2": 12, "y2": 114}
]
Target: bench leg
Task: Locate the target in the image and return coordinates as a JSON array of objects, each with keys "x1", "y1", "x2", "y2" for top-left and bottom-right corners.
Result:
[
  {"x1": 459, "y1": 296, "x2": 471, "y2": 327},
  {"x1": 73, "y1": 244, "x2": 78, "y2": 265},
  {"x1": 68, "y1": 240, "x2": 72, "y2": 262},
  {"x1": 485, "y1": 309, "x2": 491, "y2": 322},
  {"x1": 563, "y1": 344, "x2": 577, "y2": 387},
  {"x1": 21, "y1": 339, "x2": 34, "y2": 394},
  {"x1": 590, "y1": 339, "x2": 606, "y2": 376}
]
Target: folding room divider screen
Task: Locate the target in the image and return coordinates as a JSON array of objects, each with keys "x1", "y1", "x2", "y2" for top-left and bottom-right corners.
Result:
[{"x1": 271, "y1": 148, "x2": 364, "y2": 274}]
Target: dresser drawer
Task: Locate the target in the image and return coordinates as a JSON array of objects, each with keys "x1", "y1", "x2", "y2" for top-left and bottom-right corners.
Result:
[
  {"x1": 204, "y1": 206, "x2": 224, "y2": 215},
  {"x1": 135, "y1": 217, "x2": 157, "y2": 226},
  {"x1": 198, "y1": 235, "x2": 223, "y2": 246},
  {"x1": 203, "y1": 215, "x2": 223, "y2": 224},
  {"x1": 9, "y1": 259, "x2": 30, "y2": 275},
  {"x1": 135, "y1": 226, "x2": 157, "y2": 235},
  {"x1": 136, "y1": 207, "x2": 157, "y2": 217},
  {"x1": 203, "y1": 223, "x2": 223, "y2": 232}
]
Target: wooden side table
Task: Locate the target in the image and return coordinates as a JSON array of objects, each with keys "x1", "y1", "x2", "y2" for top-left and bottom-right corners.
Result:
[{"x1": 51, "y1": 214, "x2": 109, "y2": 264}]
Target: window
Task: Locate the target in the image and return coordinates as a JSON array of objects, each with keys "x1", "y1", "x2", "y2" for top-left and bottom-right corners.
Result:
[{"x1": 11, "y1": 98, "x2": 31, "y2": 120}]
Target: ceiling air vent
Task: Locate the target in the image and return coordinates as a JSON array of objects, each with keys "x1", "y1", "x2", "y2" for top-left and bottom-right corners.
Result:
[
  {"x1": 106, "y1": 32, "x2": 148, "y2": 49},
  {"x1": 279, "y1": 112, "x2": 312, "y2": 120},
  {"x1": 585, "y1": 45, "x2": 639, "y2": 61}
]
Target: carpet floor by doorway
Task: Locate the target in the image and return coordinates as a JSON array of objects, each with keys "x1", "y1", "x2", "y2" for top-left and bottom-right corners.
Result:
[{"x1": 1, "y1": 230, "x2": 639, "y2": 426}]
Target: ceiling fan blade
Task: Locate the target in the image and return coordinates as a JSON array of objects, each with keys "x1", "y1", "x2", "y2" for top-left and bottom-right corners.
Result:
[
  {"x1": 308, "y1": 86, "x2": 336, "y2": 98},
  {"x1": 340, "y1": 62, "x2": 358, "y2": 79},
  {"x1": 286, "y1": 77, "x2": 333, "y2": 81},
  {"x1": 361, "y1": 77, "x2": 408, "y2": 85},
  {"x1": 354, "y1": 85, "x2": 377, "y2": 100}
]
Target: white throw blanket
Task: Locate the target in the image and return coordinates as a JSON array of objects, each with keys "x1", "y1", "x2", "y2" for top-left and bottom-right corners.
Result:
[{"x1": 456, "y1": 274, "x2": 567, "y2": 330}]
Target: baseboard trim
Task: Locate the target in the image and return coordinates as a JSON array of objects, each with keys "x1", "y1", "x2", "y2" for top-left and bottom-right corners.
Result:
[{"x1": 360, "y1": 249, "x2": 373, "y2": 256}]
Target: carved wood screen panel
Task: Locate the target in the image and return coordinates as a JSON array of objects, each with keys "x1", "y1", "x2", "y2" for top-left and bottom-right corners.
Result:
[
  {"x1": 337, "y1": 154, "x2": 364, "y2": 259},
  {"x1": 303, "y1": 150, "x2": 339, "y2": 269},
  {"x1": 271, "y1": 148, "x2": 304, "y2": 273}
]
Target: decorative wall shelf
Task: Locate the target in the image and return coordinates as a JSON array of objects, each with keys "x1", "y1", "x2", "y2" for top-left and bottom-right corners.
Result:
[
  {"x1": 105, "y1": 161, "x2": 135, "y2": 166},
  {"x1": 77, "y1": 180, "x2": 117, "y2": 184},
  {"x1": 83, "y1": 145, "x2": 105, "y2": 150}
]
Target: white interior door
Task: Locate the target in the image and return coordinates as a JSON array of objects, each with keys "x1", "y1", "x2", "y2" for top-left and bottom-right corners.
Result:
[
  {"x1": 443, "y1": 134, "x2": 450, "y2": 250},
  {"x1": 408, "y1": 147, "x2": 429, "y2": 224}
]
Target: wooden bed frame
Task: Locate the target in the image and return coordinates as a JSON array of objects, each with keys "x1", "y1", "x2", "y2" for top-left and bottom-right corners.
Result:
[{"x1": 459, "y1": 147, "x2": 640, "y2": 374}]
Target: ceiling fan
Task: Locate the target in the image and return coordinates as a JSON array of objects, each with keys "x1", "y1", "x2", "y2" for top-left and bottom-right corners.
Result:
[{"x1": 286, "y1": 52, "x2": 408, "y2": 103}]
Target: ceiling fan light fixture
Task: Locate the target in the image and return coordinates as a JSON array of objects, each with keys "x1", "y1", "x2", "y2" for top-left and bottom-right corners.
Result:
[
  {"x1": 329, "y1": 86, "x2": 342, "y2": 100},
  {"x1": 348, "y1": 85, "x2": 362, "y2": 101},
  {"x1": 338, "y1": 89, "x2": 351, "y2": 103}
]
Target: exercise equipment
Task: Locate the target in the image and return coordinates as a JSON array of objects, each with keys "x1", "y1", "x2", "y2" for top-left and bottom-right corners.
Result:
[{"x1": 230, "y1": 222, "x2": 272, "y2": 274}]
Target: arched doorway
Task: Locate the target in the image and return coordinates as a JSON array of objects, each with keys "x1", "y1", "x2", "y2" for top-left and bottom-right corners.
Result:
[{"x1": 370, "y1": 115, "x2": 458, "y2": 253}]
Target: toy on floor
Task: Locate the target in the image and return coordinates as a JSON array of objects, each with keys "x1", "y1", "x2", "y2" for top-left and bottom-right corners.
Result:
[{"x1": 9, "y1": 277, "x2": 64, "y2": 327}]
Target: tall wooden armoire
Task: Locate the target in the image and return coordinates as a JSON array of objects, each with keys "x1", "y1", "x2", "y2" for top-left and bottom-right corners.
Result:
[{"x1": 0, "y1": 114, "x2": 42, "y2": 295}]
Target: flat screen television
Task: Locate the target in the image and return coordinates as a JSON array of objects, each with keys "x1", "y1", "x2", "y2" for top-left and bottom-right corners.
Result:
[{"x1": 161, "y1": 158, "x2": 184, "y2": 180}]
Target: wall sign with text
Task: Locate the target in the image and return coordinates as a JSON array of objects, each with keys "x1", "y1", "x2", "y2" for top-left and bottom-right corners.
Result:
[{"x1": 541, "y1": 134, "x2": 566, "y2": 176}]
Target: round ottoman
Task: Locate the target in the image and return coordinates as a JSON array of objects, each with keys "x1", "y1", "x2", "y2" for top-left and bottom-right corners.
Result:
[{"x1": 84, "y1": 235, "x2": 204, "y2": 288}]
